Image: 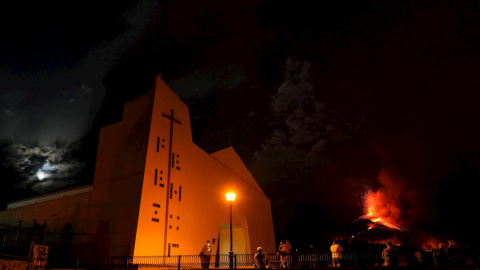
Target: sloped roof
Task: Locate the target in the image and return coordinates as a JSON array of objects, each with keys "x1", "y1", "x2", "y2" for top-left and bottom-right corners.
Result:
[
  {"x1": 210, "y1": 146, "x2": 265, "y2": 195},
  {"x1": 7, "y1": 185, "x2": 93, "y2": 209}
]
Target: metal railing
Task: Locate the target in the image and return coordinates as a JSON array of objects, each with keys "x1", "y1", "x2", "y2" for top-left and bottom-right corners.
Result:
[
  {"x1": 2, "y1": 251, "x2": 478, "y2": 270},
  {"x1": 60, "y1": 251, "x2": 479, "y2": 270},
  {"x1": 0, "y1": 221, "x2": 46, "y2": 248}
]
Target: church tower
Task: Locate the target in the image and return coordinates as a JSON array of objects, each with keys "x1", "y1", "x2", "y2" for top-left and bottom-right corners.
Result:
[{"x1": 88, "y1": 74, "x2": 276, "y2": 257}]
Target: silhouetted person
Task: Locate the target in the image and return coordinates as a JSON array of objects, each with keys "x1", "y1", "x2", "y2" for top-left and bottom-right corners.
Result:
[
  {"x1": 330, "y1": 240, "x2": 344, "y2": 267},
  {"x1": 465, "y1": 244, "x2": 476, "y2": 264},
  {"x1": 200, "y1": 240, "x2": 212, "y2": 270},
  {"x1": 414, "y1": 249, "x2": 424, "y2": 265},
  {"x1": 278, "y1": 240, "x2": 286, "y2": 268},
  {"x1": 254, "y1": 247, "x2": 266, "y2": 269},
  {"x1": 448, "y1": 241, "x2": 463, "y2": 264},
  {"x1": 284, "y1": 239, "x2": 292, "y2": 267},
  {"x1": 433, "y1": 243, "x2": 449, "y2": 265},
  {"x1": 308, "y1": 245, "x2": 317, "y2": 268},
  {"x1": 382, "y1": 242, "x2": 399, "y2": 266}
]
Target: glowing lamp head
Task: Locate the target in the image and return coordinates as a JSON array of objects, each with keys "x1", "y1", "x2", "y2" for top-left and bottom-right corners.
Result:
[{"x1": 226, "y1": 193, "x2": 236, "y2": 202}]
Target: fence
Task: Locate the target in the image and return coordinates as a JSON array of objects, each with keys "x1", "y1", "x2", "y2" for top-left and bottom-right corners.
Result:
[
  {"x1": 0, "y1": 221, "x2": 47, "y2": 259},
  {"x1": 0, "y1": 221, "x2": 46, "y2": 248},
  {"x1": 62, "y1": 252, "x2": 480, "y2": 270}
]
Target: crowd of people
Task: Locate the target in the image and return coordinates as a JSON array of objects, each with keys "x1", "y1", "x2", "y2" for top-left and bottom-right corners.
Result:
[
  {"x1": 378, "y1": 240, "x2": 473, "y2": 267},
  {"x1": 271, "y1": 238, "x2": 477, "y2": 268},
  {"x1": 201, "y1": 238, "x2": 479, "y2": 269},
  {"x1": 323, "y1": 239, "x2": 478, "y2": 267}
]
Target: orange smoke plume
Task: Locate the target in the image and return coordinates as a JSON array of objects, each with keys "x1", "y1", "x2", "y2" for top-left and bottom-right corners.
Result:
[
  {"x1": 361, "y1": 189, "x2": 409, "y2": 232},
  {"x1": 358, "y1": 168, "x2": 412, "y2": 232}
]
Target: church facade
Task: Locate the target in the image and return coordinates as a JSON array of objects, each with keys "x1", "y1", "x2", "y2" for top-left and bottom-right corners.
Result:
[{"x1": 0, "y1": 74, "x2": 276, "y2": 258}]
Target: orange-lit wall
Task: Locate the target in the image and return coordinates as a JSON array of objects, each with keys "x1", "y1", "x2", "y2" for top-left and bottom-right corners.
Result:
[
  {"x1": 85, "y1": 87, "x2": 153, "y2": 257},
  {"x1": 132, "y1": 75, "x2": 275, "y2": 256},
  {"x1": 0, "y1": 189, "x2": 92, "y2": 257},
  {"x1": 0, "y1": 192, "x2": 91, "y2": 230},
  {"x1": 0, "y1": 74, "x2": 276, "y2": 258}
]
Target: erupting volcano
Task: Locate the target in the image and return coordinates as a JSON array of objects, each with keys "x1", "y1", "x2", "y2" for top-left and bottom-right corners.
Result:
[
  {"x1": 358, "y1": 190, "x2": 409, "y2": 232},
  {"x1": 349, "y1": 187, "x2": 412, "y2": 246}
]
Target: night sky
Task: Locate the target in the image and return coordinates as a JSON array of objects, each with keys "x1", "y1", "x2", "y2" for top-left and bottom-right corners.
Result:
[{"x1": 2, "y1": 0, "x2": 480, "y2": 251}]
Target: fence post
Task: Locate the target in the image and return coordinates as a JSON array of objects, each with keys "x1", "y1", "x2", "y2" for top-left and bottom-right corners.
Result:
[
  {"x1": 354, "y1": 252, "x2": 358, "y2": 268},
  {"x1": 234, "y1": 254, "x2": 237, "y2": 269},
  {"x1": 15, "y1": 220, "x2": 22, "y2": 245},
  {"x1": 178, "y1": 255, "x2": 181, "y2": 270},
  {"x1": 124, "y1": 256, "x2": 129, "y2": 270}
]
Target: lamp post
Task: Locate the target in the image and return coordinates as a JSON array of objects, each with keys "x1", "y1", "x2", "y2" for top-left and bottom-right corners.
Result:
[{"x1": 226, "y1": 193, "x2": 236, "y2": 269}]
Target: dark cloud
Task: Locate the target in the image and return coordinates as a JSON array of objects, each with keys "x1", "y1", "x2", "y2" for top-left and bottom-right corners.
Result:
[
  {"x1": 0, "y1": 1, "x2": 159, "y2": 196},
  {"x1": 249, "y1": 57, "x2": 371, "y2": 240},
  {"x1": 1, "y1": 142, "x2": 85, "y2": 192},
  {"x1": 2, "y1": 0, "x2": 480, "y2": 250}
]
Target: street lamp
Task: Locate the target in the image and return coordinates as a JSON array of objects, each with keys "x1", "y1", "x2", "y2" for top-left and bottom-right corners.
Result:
[{"x1": 226, "y1": 193, "x2": 236, "y2": 269}]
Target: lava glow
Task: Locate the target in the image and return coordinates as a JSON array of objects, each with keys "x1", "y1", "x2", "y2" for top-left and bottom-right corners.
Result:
[{"x1": 360, "y1": 190, "x2": 409, "y2": 232}]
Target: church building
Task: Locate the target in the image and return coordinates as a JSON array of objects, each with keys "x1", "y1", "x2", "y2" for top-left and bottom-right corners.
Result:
[{"x1": 0, "y1": 74, "x2": 276, "y2": 258}]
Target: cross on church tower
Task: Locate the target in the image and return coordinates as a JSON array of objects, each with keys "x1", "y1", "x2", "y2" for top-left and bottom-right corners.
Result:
[{"x1": 161, "y1": 109, "x2": 182, "y2": 256}]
